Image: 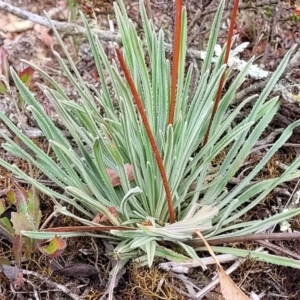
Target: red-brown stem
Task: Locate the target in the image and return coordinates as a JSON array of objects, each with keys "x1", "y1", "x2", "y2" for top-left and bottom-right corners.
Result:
[
  {"x1": 188, "y1": 232, "x2": 300, "y2": 247},
  {"x1": 115, "y1": 48, "x2": 176, "y2": 223},
  {"x1": 203, "y1": 0, "x2": 240, "y2": 145},
  {"x1": 168, "y1": 0, "x2": 183, "y2": 125},
  {"x1": 41, "y1": 225, "x2": 136, "y2": 232}
]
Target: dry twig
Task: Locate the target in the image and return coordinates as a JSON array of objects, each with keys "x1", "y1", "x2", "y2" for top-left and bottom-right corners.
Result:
[
  {"x1": 23, "y1": 270, "x2": 82, "y2": 300},
  {"x1": 0, "y1": 1, "x2": 120, "y2": 42},
  {"x1": 188, "y1": 0, "x2": 279, "y2": 30},
  {"x1": 188, "y1": 232, "x2": 300, "y2": 247},
  {"x1": 258, "y1": 240, "x2": 300, "y2": 260}
]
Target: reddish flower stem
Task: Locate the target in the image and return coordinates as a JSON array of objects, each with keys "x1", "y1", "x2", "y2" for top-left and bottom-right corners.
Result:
[
  {"x1": 168, "y1": 0, "x2": 183, "y2": 125},
  {"x1": 203, "y1": 0, "x2": 240, "y2": 145},
  {"x1": 116, "y1": 48, "x2": 176, "y2": 223}
]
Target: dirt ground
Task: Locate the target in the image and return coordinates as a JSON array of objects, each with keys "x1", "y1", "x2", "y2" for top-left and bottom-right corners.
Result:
[{"x1": 1, "y1": 0, "x2": 300, "y2": 299}]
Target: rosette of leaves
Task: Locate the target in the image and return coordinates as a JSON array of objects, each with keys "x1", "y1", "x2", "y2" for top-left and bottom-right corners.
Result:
[{"x1": 1, "y1": 0, "x2": 300, "y2": 290}]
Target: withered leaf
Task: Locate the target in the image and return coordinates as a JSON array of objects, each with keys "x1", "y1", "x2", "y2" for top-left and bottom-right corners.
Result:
[
  {"x1": 0, "y1": 265, "x2": 23, "y2": 290},
  {"x1": 53, "y1": 263, "x2": 98, "y2": 278}
]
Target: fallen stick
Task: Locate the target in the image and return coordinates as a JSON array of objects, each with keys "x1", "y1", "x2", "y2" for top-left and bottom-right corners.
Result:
[
  {"x1": 0, "y1": 1, "x2": 121, "y2": 43},
  {"x1": 187, "y1": 232, "x2": 300, "y2": 247}
]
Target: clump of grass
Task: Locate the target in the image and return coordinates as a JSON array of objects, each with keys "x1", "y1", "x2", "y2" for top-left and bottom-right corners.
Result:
[{"x1": 0, "y1": 0, "x2": 300, "y2": 298}]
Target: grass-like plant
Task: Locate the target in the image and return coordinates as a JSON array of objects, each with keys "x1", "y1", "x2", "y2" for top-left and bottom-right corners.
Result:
[{"x1": 1, "y1": 0, "x2": 300, "y2": 296}]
